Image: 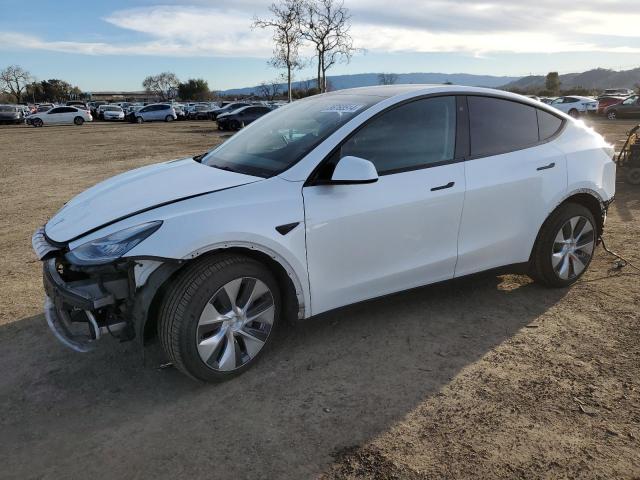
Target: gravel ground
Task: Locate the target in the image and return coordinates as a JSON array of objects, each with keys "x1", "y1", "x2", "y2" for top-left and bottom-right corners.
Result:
[{"x1": 0, "y1": 117, "x2": 638, "y2": 479}]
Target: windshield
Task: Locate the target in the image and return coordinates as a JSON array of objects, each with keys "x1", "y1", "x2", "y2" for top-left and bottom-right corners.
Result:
[
  {"x1": 104, "y1": 106, "x2": 122, "y2": 111},
  {"x1": 201, "y1": 94, "x2": 382, "y2": 177}
]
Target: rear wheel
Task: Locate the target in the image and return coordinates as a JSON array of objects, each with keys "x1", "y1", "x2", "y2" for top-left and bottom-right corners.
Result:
[
  {"x1": 231, "y1": 120, "x2": 241, "y2": 131},
  {"x1": 607, "y1": 110, "x2": 618, "y2": 120},
  {"x1": 74, "y1": 116, "x2": 84, "y2": 125},
  {"x1": 530, "y1": 203, "x2": 596, "y2": 287},
  {"x1": 158, "y1": 254, "x2": 281, "y2": 382}
]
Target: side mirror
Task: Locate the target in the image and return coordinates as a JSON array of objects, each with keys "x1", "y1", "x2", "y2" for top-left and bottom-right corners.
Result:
[{"x1": 330, "y1": 156, "x2": 379, "y2": 184}]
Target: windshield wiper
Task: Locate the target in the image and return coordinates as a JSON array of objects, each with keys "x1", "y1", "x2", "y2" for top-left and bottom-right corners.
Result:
[
  {"x1": 192, "y1": 153, "x2": 206, "y2": 162},
  {"x1": 212, "y1": 164, "x2": 240, "y2": 174}
]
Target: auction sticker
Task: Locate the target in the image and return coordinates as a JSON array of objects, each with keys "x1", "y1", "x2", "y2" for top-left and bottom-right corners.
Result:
[{"x1": 321, "y1": 104, "x2": 365, "y2": 114}]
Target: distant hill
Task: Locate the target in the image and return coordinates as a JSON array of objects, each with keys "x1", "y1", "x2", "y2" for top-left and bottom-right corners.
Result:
[
  {"x1": 501, "y1": 67, "x2": 640, "y2": 92},
  {"x1": 221, "y1": 72, "x2": 521, "y2": 96}
]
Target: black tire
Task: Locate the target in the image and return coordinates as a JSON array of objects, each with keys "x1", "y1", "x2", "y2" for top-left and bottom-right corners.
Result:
[
  {"x1": 158, "y1": 253, "x2": 282, "y2": 382},
  {"x1": 231, "y1": 120, "x2": 241, "y2": 131},
  {"x1": 568, "y1": 109, "x2": 580, "y2": 119},
  {"x1": 32, "y1": 118, "x2": 43, "y2": 127},
  {"x1": 136, "y1": 116, "x2": 144, "y2": 124},
  {"x1": 626, "y1": 168, "x2": 640, "y2": 185},
  {"x1": 74, "y1": 116, "x2": 84, "y2": 125},
  {"x1": 530, "y1": 202, "x2": 597, "y2": 288},
  {"x1": 165, "y1": 115, "x2": 174, "y2": 122},
  {"x1": 607, "y1": 110, "x2": 617, "y2": 120}
]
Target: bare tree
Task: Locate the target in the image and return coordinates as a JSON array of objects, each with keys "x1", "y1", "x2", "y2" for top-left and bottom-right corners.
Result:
[
  {"x1": 0, "y1": 65, "x2": 32, "y2": 103},
  {"x1": 142, "y1": 72, "x2": 180, "y2": 101},
  {"x1": 253, "y1": 0, "x2": 305, "y2": 103},
  {"x1": 378, "y1": 73, "x2": 398, "y2": 85},
  {"x1": 303, "y1": 0, "x2": 355, "y2": 93},
  {"x1": 257, "y1": 79, "x2": 283, "y2": 101}
]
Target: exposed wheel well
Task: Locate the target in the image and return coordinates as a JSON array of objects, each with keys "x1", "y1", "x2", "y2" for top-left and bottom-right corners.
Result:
[{"x1": 142, "y1": 247, "x2": 300, "y2": 343}]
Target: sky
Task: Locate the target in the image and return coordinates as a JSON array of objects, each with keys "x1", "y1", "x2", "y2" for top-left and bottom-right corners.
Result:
[{"x1": 0, "y1": 0, "x2": 639, "y2": 91}]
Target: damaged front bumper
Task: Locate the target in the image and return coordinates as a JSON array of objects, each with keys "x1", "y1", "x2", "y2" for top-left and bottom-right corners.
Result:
[{"x1": 34, "y1": 227, "x2": 135, "y2": 352}]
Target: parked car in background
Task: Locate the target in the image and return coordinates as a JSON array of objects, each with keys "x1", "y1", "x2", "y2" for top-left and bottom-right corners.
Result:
[
  {"x1": 89, "y1": 101, "x2": 107, "y2": 117},
  {"x1": 102, "y1": 105, "x2": 125, "y2": 121},
  {"x1": 216, "y1": 105, "x2": 273, "y2": 130},
  {"x1": 27, "y1": 106, "x2": 92, "y2": 126},
  {"x1": 605, "y1": 95, "x2": 640, "y2": 120},
  {"x1": 210, "y1": 102, "x2": 251, "y2": 120},
  {"x1": 189, "y1": 104, "x2": 213, "y2": 120},
  {"x1": 133, "y1": 103, "x2": 177, "y2": 123},
  {"x1": 526, "y1": 95, "x2": 541, "y2": 102},
  {"x1": 36, "y1": 103, "x2": 55, "y2": 112},
  {"x1": 125, "y1": 105, "x2": 144, "y2": 122},
  {"x1": 170, "y1": 104, "x2": 187, "y2": 120},
  {"x1": 602, "y1": 88, "x2": 634, "y2": 97},
  {"x1": 596, "y1": 95, "x2": 625, "y2": 115},
  {"x1": 549, "y1": 96, "x2": 598, "y2": 118},
  {"x1": 0, "y1": 105, "x2": 24, "y2": 124}
]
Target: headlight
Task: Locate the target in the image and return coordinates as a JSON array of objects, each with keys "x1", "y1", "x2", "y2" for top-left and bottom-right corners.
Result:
[{"x1": 66, "y1": 221, "x2": 162, "y2": 265}]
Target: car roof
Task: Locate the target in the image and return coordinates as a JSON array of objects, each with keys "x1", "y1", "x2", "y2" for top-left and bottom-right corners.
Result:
[{"x1": 320, "y1": 84, "x2": 563, "y2": 112}]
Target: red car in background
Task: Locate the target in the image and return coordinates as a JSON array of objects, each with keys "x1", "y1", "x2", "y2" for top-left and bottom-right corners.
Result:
[{"x1": 597, "y1": 95, "x2": 625, "y2": 114}]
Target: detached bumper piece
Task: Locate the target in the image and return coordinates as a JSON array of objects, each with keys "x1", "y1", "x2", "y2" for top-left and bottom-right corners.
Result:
[{"x1": 42, "y1": 257, "x2": 133, "y2": 352}]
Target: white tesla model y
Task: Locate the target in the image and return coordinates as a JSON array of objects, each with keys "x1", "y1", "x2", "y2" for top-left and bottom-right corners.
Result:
[{"x1": 33, "y1": 85, "x2": 616, "y2": 381}]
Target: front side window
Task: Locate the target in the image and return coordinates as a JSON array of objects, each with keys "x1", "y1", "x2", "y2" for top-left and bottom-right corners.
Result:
[
  {"x1": 468, "y1": 96, "x2": 538, "y2": 157},
  {"x1": 338, "y1": 96, "x2": 457, "y2": 175},
  {"x1": 48, "y1": 108, "x2": 62, "y2": 114},
  {"x1": 623, "y1": 96, "x2": 638, "y2": 105}
]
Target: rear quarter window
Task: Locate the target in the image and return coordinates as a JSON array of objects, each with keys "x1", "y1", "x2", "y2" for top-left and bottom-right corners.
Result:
[
  {"x1": 468, "y1": 96, "x2": 539, "y2": 157},
  {"x1": 537, "y1": 109, "x2": 564, "y2": 140}
]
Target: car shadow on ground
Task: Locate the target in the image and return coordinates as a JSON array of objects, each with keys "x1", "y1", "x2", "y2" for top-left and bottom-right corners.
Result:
[{"x1": 0, "y1": 272, "x2": 567, "y2": 479}]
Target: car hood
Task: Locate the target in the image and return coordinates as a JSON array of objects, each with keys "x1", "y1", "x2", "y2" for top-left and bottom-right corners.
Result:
[{"x1": 45, "y1": 158, "x2": 262, "y2": 243}]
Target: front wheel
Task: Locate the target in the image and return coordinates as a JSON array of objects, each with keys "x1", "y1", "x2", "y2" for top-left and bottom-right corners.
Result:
[
  {"x1": 626, "y1": 168, "x2": 640, "y2": 185},
  {"x1": 165, "y1": 115, "x2": 174, "y2": 122},
  {"x1": 32, "y1": 118, "x2": 43, "y2": 127},
  {"x1": 158, "y1": 254, "x2": 281, "y2": 382},
  {"x1": 136, "y1": 116, "x2": 144, "y2": 124},
  {"x1": 568, "y1": 109, "x2": 580, "y2": 118},
  {"x1": 74, "y1": 116, "x2": 84, "y2": 125},
  {"x1": 607, "y1": 110, "x2": 617, "y2": 120},
  {"x1": 530, "y1": 203, "x2": 597, "y2": 287}
]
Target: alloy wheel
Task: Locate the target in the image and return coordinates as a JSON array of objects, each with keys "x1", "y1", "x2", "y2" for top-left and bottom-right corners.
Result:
[
  {"x1": 551, "y1": 216, "x2": 595, "y2": 281},
  {"x1": 196, "y1": 277, "x2": 275, "y2": 371}
]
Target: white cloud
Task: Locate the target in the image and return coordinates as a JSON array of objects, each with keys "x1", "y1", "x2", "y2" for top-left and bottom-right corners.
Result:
[{"x1": 0, "y1": 2, "x2": 639, "y2": 58}]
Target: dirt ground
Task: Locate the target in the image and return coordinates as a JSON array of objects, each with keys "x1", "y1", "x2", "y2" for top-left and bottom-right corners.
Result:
[{"x1": 0, "y1": 118, "x2": 638, "y2": 479}]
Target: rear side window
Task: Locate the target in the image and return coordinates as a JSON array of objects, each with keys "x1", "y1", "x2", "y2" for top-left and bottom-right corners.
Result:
[
  {"x1": 468, "y1": 96, "x2": 539, "y2": 157},
  {"x1": 340, "y1": 96, "x2": 457, "y2": 175},
  {"x1": 537, "y1": 109, "x2": 563, "y2": 140}
]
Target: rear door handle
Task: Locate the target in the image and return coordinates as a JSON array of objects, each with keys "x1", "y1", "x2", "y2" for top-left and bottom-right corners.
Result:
[
  {"x1": 536, "y1": 162, "x2": 555, "y2": 171},
  {"x1": 430, "y1": 181, "x2": 455, "y2": 191}
]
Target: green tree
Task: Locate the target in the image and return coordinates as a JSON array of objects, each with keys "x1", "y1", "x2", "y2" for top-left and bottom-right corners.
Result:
[
  {"x1": 178, "y1": 78, "x2": 211, "y2": 101},
  {"x1": 545, "y1": 72, "x2": 561, "y2": 96}
]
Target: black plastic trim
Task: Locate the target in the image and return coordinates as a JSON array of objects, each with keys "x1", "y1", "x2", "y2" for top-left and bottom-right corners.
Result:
[{"x1": 275, "y1": 222, "x2": 301, "y2": 235}]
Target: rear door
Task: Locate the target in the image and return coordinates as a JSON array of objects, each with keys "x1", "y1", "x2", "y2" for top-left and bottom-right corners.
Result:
[
  {"x1": 303, "y1": 95, "x2": 466, "y2": 315},
  {"x1": 455, "y1": 96, "x2": 567, "y2": 277}
]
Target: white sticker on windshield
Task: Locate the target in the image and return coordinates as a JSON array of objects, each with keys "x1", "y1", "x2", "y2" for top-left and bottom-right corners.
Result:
[{"x1": 321, "y1": 104, "x2": 365, "y2": 114}]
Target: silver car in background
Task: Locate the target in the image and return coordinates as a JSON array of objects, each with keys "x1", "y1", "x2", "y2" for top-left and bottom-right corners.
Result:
[
  {"x1": 134, "y1": 104, "x2": 177, "y2": 123},
  {"x1": 0, "y1": 105, "x2": 25, "y2": 124}
]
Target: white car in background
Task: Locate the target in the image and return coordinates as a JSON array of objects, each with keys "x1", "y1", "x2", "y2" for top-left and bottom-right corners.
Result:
[
  {"x1": 102, "y1": 105, "x2": 125, "y2": 121},
  {"x1": 28, "y1": 106, "x2": 92, "y2": 127},
  {"x1": 550, "y1": 96, "x2": 598, "y2": 118},
  {"x1": 33, "y1": 85, "x2": 615, "y2": 382}
]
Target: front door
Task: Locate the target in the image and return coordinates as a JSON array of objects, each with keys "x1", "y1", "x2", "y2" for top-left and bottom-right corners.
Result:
[{"x1": 303, "y1": 96, "x2": 466, "y2": 315}]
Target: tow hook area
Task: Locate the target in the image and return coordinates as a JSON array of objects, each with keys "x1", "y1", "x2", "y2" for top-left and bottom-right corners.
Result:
[{"x1": 44, "y1": 296, "x2": 101, "y2": 352}]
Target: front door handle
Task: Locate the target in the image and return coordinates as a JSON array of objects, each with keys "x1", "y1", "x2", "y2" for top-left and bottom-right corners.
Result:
[
  {"x1": 430, "y1": 181, "x2": 455, "y2": 191},
  {"x1": 536, "y1": 162, "x2": 555, "y2": 171}
]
